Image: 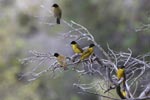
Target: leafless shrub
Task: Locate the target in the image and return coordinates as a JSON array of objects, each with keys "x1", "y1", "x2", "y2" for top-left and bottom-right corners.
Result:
[{"x1": 19, "y1": 4, "x2": 150, "y2": 100}]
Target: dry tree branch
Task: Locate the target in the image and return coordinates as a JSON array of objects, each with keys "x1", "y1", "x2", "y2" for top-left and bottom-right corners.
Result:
[
  {"x1": 124, "y1": 48, "x2": 132, "y2": 66},
  {"x1": 79, "y1": 90, "x2": 120, "y2": 100},
  {"x1": 139, "y1": 84, "x2": 150, "y2": 98},
  {"x1": 19, "y1": 3, "x2": 150, "y2": 100}
]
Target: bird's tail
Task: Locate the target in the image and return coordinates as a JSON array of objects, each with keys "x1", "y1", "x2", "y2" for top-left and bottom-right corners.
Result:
[
  {"x1": 56, "y1": 18, "x2": 60, "y2": 24},
  {"x1": 116, "y1": 86, "x2": 126, "y2": 99}
]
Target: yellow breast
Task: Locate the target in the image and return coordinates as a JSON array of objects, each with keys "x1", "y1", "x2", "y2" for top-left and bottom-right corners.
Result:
[
  {"x1": 57, "y1": 56, "x2": 66, "y2": 67},
  {"x1": 117, "y1": 68, "x2": 125, "y2": 80},
  {"x1": 72, "y1": 45, "x2": 82, "y2": 53}
]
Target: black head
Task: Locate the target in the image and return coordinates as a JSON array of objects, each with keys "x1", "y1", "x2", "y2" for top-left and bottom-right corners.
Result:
[
  {"x1": 54, "y1": 53, "x2": 59, "y2": 57},
  {"x1": 119, "y1": 65, "x2": 125, "y2": 69},
  {"x1": 71, "y1": 41, "x2": 77, "y2": 44},
  {"x1": 89, "y1": 44, "x2": 95, "y2": 47},
  {"x1": 52, "y1": 3, "x2": 59, "y2": 7}
]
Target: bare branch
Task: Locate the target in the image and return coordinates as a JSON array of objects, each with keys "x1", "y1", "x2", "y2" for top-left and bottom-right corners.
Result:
[
  {"x1": 139, "y1": 84, "x2": 150, "y2": 98},
  {"x1": 20, "y1": 9, "x2": 150, "y2": 100}
]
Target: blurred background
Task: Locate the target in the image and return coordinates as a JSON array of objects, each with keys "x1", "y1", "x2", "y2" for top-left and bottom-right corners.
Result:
[{"x1": 0, "y1": 0, "x2": 150, "y2": 100}]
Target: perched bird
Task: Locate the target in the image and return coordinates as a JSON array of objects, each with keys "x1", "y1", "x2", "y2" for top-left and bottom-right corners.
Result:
[
  {"x1": 54, "y1": 53, "x2": 67, "y2": 70},
  {"x1": 80, "y1": 44, "x2": 95, "y2": 60},
  {"x1": 116, "y1": 65, "x2": 128, "y2": 99},
  {"x1": 52, "y1": 3, "x2": 62, "y2": 24},
  {"x1": 116, "y1": 65, "x2": 126, "y2": 92},
  {"x1": 117, "y1": 65, "x2": 125, "y2": 80},
  {"x1": 71, "y1": 41, "x2": 83, "y2": 54}
]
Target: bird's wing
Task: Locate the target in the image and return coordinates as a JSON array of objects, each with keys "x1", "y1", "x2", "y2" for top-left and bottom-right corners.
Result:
[
  {"x1": 76, "y1": 44, "x2": 83, "y2": 52},
  {"x1": 80, "y1": 49, "x2": 91, "y2": 60}
]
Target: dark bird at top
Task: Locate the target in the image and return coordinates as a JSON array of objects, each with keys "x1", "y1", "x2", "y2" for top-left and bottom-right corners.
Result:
[{"x1": 52, "y1": 3, "x2": 62, "y2": 24}]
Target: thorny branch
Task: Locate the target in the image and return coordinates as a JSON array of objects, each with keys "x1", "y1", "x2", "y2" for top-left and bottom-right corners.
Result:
[{"x1": 19, "y1": 4, "x2": 150, "y2": 100}]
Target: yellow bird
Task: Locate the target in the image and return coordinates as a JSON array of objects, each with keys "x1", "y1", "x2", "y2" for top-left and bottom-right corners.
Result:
[
  {"x1": 54, "y1": 53, "x2": 67, "y2": 70},
  {"x1": 117, "y1": 66, "x2": 125, "y2": 80},
  {"x1": 52, "y1": 3, "x2": 62, "y2": 24},
  {"x1": 71, "y1": 41, "x2": 83, "y2": 54},
  {"x1": 80, "y1": 44, "x2": 95, "y2": 60}
]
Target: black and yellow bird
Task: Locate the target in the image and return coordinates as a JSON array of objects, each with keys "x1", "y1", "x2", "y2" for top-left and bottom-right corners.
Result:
[
  {"x1": 116, "y1": 65, "x2": 127, "y2": 99},
  {"x1": 80, "y1": 44, "x2": 95, "y2": 60},
  {"x1": 71, "y1": 41, "x2": 83, "y2": 54},
  {"x1": 54, "y1": 53, "x2": 67, "y2": 70},
  {"x1": 52, "y1": 3, "x2": 62, "y2": 24}
]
